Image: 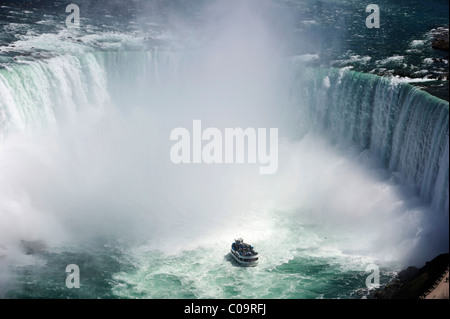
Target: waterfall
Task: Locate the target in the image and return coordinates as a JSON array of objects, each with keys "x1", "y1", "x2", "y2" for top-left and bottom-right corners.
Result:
[
  {"x1": 290, "y1": 67, "x2": 449, "y2": 213},
  {"x1": 1, "y1": 52, "x2": 448, "y2": 213},
  {"x1": 0, "y1": 49, "x2": 191, "y2": 137}
]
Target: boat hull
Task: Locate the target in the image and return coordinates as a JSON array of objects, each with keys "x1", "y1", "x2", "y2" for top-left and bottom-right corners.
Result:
[{"x1": 230, "y1": 249, "x2": 259, "y2": 267}]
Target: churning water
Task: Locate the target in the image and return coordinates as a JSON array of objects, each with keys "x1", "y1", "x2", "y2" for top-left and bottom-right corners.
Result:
[{"x1": 0, "y1": 0, "x2": 448, "y2": 298}]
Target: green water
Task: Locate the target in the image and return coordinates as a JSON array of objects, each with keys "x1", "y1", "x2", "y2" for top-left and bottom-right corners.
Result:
[
  {"x1": 5, "y1": 222, "x2": 398, "y2": 299},
  {"x1": 0, "y1": 0, "x2": 448, "y2": 300}
]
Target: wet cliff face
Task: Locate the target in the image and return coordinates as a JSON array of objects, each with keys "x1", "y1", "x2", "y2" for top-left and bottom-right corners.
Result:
[
  {"x1": 371, "y1": 253, "x2": 449, "y2": 299},
  {"x1": 290, "y1": 68, "x2": 449, "y2": 214}
]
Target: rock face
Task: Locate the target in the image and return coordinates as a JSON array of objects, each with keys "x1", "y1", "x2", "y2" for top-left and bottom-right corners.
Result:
[
  {"x1": 431, "y1": 28, "x2": 449, "y2": 51},
  {"x1": 21, "y1": 240, "x2": 46, "y2": 255},
  {"x1": 432, "y1": 38, "x2": 449, "y2": 51},
  {"x1": 370, "y1": 253, "x2": 449, "y2": 299},
  {"x1": 397, "y1": 266, "x2": 420, "y2": 282}
]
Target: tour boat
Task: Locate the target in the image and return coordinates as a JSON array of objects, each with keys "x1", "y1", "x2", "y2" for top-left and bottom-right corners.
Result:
[{"x1": 230, "y1": 238, "x2": 259, "y2": 266}]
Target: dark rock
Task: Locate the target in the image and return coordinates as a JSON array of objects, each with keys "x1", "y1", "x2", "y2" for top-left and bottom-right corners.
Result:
[
  {"x1": 431, "y1": 27, "x2": 449, "y2": 51},
  {"x1": 370, "y1": 253, "x2": 449, "y2": 299},
  {"x1": 432, "y1": 38, "x2": 449, "y2": 51},
  {"x1": 397, "y1": 266, "x2": 420, "y2": 281}
]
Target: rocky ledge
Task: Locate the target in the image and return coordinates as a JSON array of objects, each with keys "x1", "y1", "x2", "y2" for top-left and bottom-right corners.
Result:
[
  {"x1": 370, "y1": 253, "x2": 449, "y2": 299},
  {"x1": 431, "y1": 27, "x2": 449, "y2": 52}
]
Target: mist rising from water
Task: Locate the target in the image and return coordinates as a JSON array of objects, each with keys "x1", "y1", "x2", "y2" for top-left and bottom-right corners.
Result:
[{"x1": 0, "y1": 0, "x2": 448, "y2": 293}]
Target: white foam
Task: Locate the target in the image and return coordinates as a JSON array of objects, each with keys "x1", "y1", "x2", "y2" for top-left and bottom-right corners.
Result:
[
  {"x1": 377, "y1": 55, "x2": 405, "y2": 66},
  {"x1": 289, "y1": 54, "x2": 320, "y2": 64},
  {"x1": 410, "y1": 39, "x2": 425, "y2": 48},
  {"x1": 390, "y1": 75, "x2": 435, "y2": 83}
]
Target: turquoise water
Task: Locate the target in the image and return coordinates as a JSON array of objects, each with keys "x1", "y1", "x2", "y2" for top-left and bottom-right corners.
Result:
[
  {"x1": 5, "y1": 222, "x2": 398, "y2": 299},
  {"x1": 0, "y1": 0, "x2": 448, "y2": 299}
]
